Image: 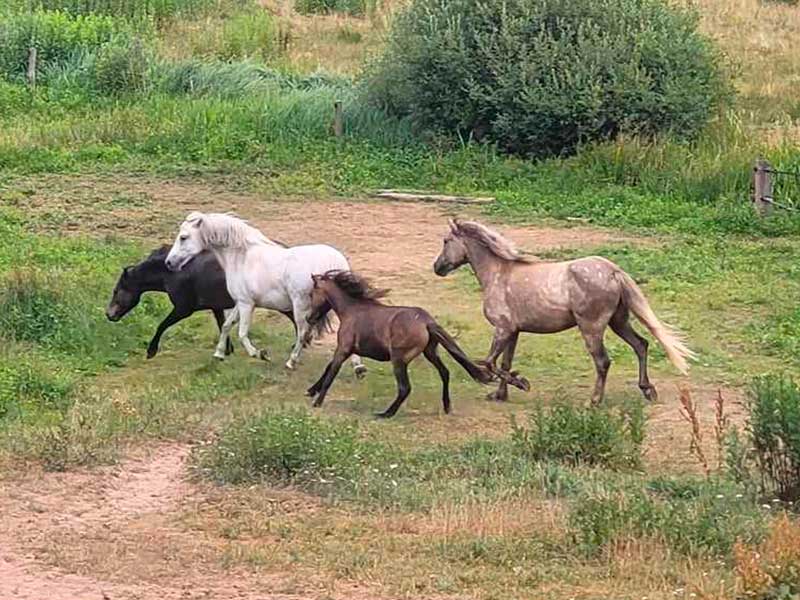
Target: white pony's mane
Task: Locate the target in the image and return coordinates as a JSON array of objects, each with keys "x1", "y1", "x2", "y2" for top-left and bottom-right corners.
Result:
[{"x1": 186, "y1": 212, "x2": 280, "y2": 250}]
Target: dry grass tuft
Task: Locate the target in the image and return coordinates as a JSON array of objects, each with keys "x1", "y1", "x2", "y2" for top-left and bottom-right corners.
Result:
[{"x1": 735, "y1": 513, "x2": 800, "y2": 598}]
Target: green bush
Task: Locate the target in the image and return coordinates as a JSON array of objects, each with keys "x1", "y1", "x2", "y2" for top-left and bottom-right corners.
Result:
[
  {"x1": 365, "y1": 0, "x2": 730, "y2": 157},
  {"x1": 510, "y1": 402, "x2": 645, "y2": 469},
  {"x1": 0, "y1": 10, "x2": 133, "y2": 80},
  {"x1": 747, "y1": 375, "x2": 800, "y2": 500},
  {"x1": 200, "y1": 408, "x2": 365, "y2": 486}
]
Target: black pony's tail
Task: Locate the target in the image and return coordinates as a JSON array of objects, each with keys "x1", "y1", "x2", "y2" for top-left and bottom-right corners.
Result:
[{"x1": 427, "y1": 322, "x2": 494, "y2": 384}]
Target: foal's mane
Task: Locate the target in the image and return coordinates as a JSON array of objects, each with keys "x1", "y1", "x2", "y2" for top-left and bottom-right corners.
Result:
[
  {"x1": 186, "y1": 212, "x2": 282, "y2": 250},
  {"x1": 454, "y1": 220, "x2": 530, "y2": 263},
  {"x1": 321, "y1": 270, "x2": 389, "y2": 302}
]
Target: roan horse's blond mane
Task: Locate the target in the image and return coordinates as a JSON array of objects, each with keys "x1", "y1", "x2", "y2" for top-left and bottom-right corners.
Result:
[
  {"x1": 185, "y1": 212, "x2": 281, "y2": 250},
  {"x1": 453, "y1": 219, "x2": 531, "y2": 263}
]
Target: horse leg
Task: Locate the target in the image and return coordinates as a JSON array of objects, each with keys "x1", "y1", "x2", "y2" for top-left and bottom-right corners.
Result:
[
  {"x1": 423, "y1": 343, "x2": 450, "y2": 414},
  {"x1": 286, "y1": 303, "x2": 314, "y2": 370},
  {"x1": 311, "y1": 349, "x2": 351, "y2": 408},
  {"x1": 377, "y1": 359, "x2": 412, "y2": 419},
  {"x1": 610, "y1": 306, "x2": 656, "y2": 401},
  {"x1": 213, "y1": 308, "x2": 234, "y2": 355},
  {"x1": 236, "y1": 303, "x2": 268, "y2": 361},
  {"x1": 147, "y1": 308, "x2": 190, "y2": 359},
  {"x1": 307, "y1": 361, "x2": 332, "y2": 397},
  {"x1": 213, "y1": 307, "x2": 239, "y2": 360},
  {"x1": 487, "y1": 332, "x2": 519, "y2": 402},
  {"x1": 577, "y1": 322, "x2": 611, "y2": 406}
]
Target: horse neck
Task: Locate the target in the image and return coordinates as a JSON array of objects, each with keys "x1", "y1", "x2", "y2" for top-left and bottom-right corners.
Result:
[
  {"x1": 324, "y1": 285, "x2": 360, "y2": 317},
  {"x1": 130, "y1": 260, "x2": 167, "y2": 292},
  {"x1": 463, "y1": 238, "x2": 506, "y2": 289}
]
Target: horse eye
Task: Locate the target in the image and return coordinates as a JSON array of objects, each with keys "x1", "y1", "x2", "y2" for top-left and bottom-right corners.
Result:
[{"x1": 179, "y1": 234, "x2": 188, "y2": 241}]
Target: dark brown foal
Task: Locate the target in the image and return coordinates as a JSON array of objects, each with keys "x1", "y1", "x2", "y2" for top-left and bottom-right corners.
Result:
[{"x1": 305, "y1": 270, "x2": 520, "y2": 418}]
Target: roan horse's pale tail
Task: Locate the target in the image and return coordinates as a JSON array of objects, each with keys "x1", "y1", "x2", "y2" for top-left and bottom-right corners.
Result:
[{"x1": 616, "y1": 270, "x2": 696, "y2": 374}]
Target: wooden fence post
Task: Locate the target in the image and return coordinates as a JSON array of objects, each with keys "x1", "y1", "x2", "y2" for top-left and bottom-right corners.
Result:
[
  {"x1": 753, "y1": 158, "x2": 773, "y2": 215},
  {"x1": 332, "y1": 101, "x2": 343, "y2": 139},
  {"x1": 27, "y1": 47, "x2": 37, "y2": 90}
]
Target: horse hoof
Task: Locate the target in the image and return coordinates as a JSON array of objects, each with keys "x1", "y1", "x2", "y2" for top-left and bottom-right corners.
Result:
[
  {"x1": 285, "y1": 360, "x2": 296, "y2": 370},
  {"x1": 375, "y1": 411, "x2": 393, "y2": 419},
  {"x1": 259, "y1": 350, "x2": 271, "y2": 362},
  {"x1": 518, "y1": 377, "x2": 531, "y2": 392},
  {"x1": 485, "y1": 391, "x2": 507, "y2": 402},
  {"x1": 642, "y1": 386, "x2": 659, "y2": 402},
  {"x1": 213, "y1": 354, "x2": 225, "y2": 361},
  {"x1": 146, "y1": 350, "x2": 157, "y2": 360},
  {"x1": 354, "y1": 364, "x2": 367, "y2": 380},
  {"x1": 306, "y1": 388, "x2": 318, "y2": 398}
]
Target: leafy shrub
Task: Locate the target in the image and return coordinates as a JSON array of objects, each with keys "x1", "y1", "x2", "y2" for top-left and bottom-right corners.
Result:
[
  {"x1": 365, "y1": 0, "x2": 730, "y2": 157},
  {"x1": 747, "y1": 375, "x2": 800, "y2": 501},
  {"x1": 0, "y1": 10, "x2": 133, "y2": 80},
  {"x1": 735, "y1": 514, "x2": 800, "y2": 599},
  {"x1": 511, "y1": 402, "x2": 644, "y2": 469},
  {"x1": 200, "y1": 408, "x2": 364, "y2": 486}
]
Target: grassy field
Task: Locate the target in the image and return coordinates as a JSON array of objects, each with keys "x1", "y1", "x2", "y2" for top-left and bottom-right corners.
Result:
[{"x1": 1, "y1": 0, "x2": 800, "y2": 598}]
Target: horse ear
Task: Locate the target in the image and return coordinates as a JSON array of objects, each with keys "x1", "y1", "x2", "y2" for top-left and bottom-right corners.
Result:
[
  {"x1": 311, "y1": 274, "x2": 320, "y2": 286},
  {"x1": 448, "y1": 218, "x2": 460, "y2": 234},
  {"x1": 191, "y1": 217, "x2": 203, "y2": 228}
]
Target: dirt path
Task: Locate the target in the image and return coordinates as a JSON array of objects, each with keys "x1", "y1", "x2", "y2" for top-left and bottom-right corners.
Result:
[{"x1": 0, "y1": 445, "x2": 319, "y2": 600}]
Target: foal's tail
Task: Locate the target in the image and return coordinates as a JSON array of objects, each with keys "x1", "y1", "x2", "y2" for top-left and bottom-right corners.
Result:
[
  {"x1": 617, "y1": 270, "x2": 696, "y2": 374},
  {"x1": 427, "y1": 322, "x2": 494, "y2": 384}
]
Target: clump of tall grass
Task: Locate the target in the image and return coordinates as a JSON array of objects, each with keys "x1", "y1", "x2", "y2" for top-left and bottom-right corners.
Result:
[
  {"x1": 511, "y1": 402, "x2": 645, "y2": 470},
  {"x1": 295, "y1": 0, "x2": 373, "y2": 16},
  {"x1": 0, "y1": 352, "x2": 74, "y2": 423},
  {"x1": 570, "y1": 476, "x2": 766, "y2": 557},
  {"x1": 182, "y1": 9, "x2": 276, "y2": 61}
]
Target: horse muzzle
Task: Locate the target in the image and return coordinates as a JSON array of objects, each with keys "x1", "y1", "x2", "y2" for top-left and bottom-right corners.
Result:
[
  {"x1": 106, "y1": 305, "x2": 122, "y2": 321},
  {"x1": 433, "y1": 259, "x2": 451, "y2": 277}
]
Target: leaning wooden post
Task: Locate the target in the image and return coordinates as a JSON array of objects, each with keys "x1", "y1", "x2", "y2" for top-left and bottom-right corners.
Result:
[
  {"x1": 332, "y1": 101, "x2": 344, "y2": 139},
  {"x1": 26, "y1": 47, "x2": 37, "y2": 91},
  {"x1": 753, "y1": 158, "x2": 773, "y2": 215}
]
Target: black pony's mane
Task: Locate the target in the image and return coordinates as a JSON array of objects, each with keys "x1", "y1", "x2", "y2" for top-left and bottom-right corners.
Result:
[{"x1": 321, "y1": 270, "x2": 389, "y2": 302}]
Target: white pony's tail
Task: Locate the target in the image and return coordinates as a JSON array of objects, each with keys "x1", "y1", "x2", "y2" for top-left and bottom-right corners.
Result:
[{"x1": 617, "y1": 270, "x2": 696, "y2": 374}]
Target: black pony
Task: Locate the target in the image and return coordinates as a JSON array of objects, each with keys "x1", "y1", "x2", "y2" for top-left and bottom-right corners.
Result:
[{"x1": 106, "y1": 246, "x2": 237, "y2": 358}]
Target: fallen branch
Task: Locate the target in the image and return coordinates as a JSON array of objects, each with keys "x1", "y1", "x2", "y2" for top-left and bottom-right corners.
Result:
[{"x1": 373, "y1": 190, "x2": 495, "y2": 205}]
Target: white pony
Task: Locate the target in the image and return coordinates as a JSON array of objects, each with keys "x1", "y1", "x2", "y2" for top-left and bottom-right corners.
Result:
[{"x1": 165, "y1": 212, "x2": 365, "y2": 375}]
